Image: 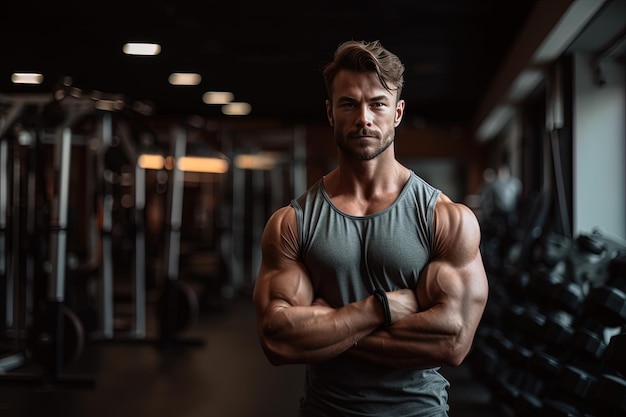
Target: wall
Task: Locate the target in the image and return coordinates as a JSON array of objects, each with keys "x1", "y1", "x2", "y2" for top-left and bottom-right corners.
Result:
[{"x1": 573, "y1": 53, "x2": 626, "y2": 240}]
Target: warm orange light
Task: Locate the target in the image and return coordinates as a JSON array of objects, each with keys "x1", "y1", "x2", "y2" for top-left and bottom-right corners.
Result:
[
  {"x1": 234, "y1": 152, "x2": 282, "y2": 170},
  {"x1": 137, "y1": 154, "x2": 165, "y2": 170},
  {"x1": 177, "y1": 156, "x2": 229, "y2": 173}
]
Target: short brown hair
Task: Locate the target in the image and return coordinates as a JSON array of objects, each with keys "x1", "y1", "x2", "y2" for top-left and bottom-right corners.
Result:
[{"x1": 323, "y1": 40, "x2": 405, "y2": 101}]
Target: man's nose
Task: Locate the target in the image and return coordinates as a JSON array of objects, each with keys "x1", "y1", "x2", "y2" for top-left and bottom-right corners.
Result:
[{"x1": 355, "y1": 105, "x2": 372, "y2": 127}]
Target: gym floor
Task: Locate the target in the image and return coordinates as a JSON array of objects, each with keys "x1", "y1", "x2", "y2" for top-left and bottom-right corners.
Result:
[{"x1": 0, "y1": 295, "x2": 512, "y2": 417}]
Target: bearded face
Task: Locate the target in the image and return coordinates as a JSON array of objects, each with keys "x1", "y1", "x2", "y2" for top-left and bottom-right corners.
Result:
[
  {"x1": 335, "y1": 125, "x2": 396, "y2": 161},
  {"x1": 327, "y1": 70, "x2": 404, "y2": 162}
]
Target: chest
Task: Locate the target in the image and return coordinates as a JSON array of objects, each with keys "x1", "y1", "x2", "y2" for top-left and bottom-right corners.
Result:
[{"x1": 301, "y1": 204, "x2": 431, "y2": 304}]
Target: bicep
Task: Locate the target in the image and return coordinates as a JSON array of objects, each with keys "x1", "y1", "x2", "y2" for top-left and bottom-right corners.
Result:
[
  {"x1": 252, "y1": 207, "x2": 314, "y2": 315},
  {"x1": 418, "y1": 200, "x2": 488, "y2": 322}
]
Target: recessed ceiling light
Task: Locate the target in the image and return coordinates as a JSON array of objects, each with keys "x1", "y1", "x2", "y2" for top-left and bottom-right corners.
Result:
[
  {"x1": 177, "y1": 156, "x2": 229, "y2": 173},
  {"x1": 123, "y1": 42, "x2": 161, "y2": 56},
  {"x1": 11, "y1": 72, "x2": 43, "y2": 84},
  {"x1": 168, "y1": 73, "x2": 202, "y2": 86},
  {"x1": 222, "y1": 102, "x2": 251, "y2": 116},
  {"x1": 202, "y1": 91, "x2": 234, "y2": 104}
]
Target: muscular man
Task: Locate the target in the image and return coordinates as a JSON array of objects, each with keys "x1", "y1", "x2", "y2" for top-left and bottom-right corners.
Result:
[{"x1": 252, "y1": 40, "x2": 488, "y2": 417}]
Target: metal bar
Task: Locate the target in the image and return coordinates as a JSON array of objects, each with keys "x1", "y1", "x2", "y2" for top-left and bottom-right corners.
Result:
[
  {"x1": 166, "y1": 127, "x2": 186, "y2": 280},
  {"x1": 133, "y1": 165, "x2": 146, "y2": 337},
  {"x1": 49, "y1": 127, "x2": 72, "y2": 301}
]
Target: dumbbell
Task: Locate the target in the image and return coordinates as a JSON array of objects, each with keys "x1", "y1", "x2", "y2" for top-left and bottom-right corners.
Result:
[
  {"x1": 587, "y1": 333, "x2": 626, "y2": 416},
  {"x1": 569, "y1": 328, "x2": 607, "y2": 367},
  {"x1": 564, "y1": 284, "x2": 626, "y2": 370},
  {"x1": 524, "y1": 265, "x2": 585, "y2": 339},
  {"x1": 590, "y1": 373, "x2": 626, "y2": 416},
  {"x1": 535, "y1": 286, "x2": 625, "y2": 415},
  {"x1": 537, "y1": 232, "x2": 573, "y2": 268},
  {"x1": 517, "y1": 350, "x2": 562, "y2": 411},
  {"x1": 525, "y1": 267, "x2": 566, "y2": 308},
  {"x1": 500, "y1": 303, "x2": 525, "y2": 340},
  {"x1": 603, "y1": 332, "x2": 626, "y2": 376},
  {"x1": 501, "y1": 268, "x2": 530, "y2": 304},
  {"x1": 606, "y1": 253, "x2": 626, "y2": 292},
  {"x1": 540, "y1": 310, "x2": 575, "y2": 357},
  {"x1": 516, "y1": 306, "x2": 546, "y2": 346},
  {"x1": 540, "y1": 364, "x2": 597, "y2": 416},
  {"x1": 548, "y1": 281, "x2": 586, "y2": 317},
  {"x1": 481, "y1": 330, "x2": 521, "y2": 400},
  {"x1": 493, "y1": 342, "x2": 535, "y2": 405},
  {"x1": 583, "y1": 285, "x2": 626, "y2": 328},
  {"x1": 491, "y1": 307, "x2": 549, "y2": 406},
  {"x1": 513, "y1": 315, "x2": 575, "y2": 414},
  {"x1": 576, "y1": 233, "x2": 606, "y2": 255},
  {"x1": 550, "y1": 310, "x2": 609, "y2": 380},
  {"x1": 541, "y1": 398, "x2": 585, "y2": 417},
  {"x1": 513, "y1": 297, "x2": 602, "y2": 414},
  {"x1": 569, "y1": 231, "x2": 624, "y2": 287}
]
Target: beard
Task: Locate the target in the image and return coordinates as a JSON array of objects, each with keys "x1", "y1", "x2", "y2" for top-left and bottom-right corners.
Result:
[{"x1": 336, "y1": 126, "x2": 395, "y2": 161}]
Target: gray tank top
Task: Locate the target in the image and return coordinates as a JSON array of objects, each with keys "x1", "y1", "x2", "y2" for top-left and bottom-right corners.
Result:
[{"x1": 292, "y1": 171, "x2": 450, "y2": 417}]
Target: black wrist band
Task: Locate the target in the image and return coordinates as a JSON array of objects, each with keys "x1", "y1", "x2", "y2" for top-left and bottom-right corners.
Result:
[{"x1": 373, "y1": 289, "x2": 392, "y2": 327}]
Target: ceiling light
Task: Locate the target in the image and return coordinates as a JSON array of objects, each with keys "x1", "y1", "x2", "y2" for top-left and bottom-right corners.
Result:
[
  {"x1": 11, "y1": 72, "x2": 43, "y2": 84},
  {"x1": 202, "y1": 91, "x2": 234, "y2": 104},
  {"x1": 137, "y1": 154, "x2": 165, "y2": 170},
  {"x1": 177, "y1": 156, "x2": 229, "y2": 173},
  {"x1": 234, "y1": 152, "x2": 282, "y2": 170},
  {"x1": 122, "y1": 42, "x2": 161, "y2": 56},
  {"x1": 168, "y1": 73, "x2": 202, "y2": 86},
  {"x1": 222, "y1": 102, "x2": 251, "y2": 116}
]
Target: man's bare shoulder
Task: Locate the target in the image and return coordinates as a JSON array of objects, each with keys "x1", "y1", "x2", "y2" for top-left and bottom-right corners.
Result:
[
  {"x1": 266, "y1": 205, "x2": 297, "y2": 231},
  {"x1": 262, "y1": 205, "x2": 299, "y2": 262},
  {"x1": 434, "y1": 193, "x2": 478, "y2": 222},
  {"x1": 432, "y1": 194, "x2": 481, "y2": 258}
]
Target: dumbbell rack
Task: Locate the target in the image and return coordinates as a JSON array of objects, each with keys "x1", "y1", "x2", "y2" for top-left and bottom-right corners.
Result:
[{"x1": 470, "y1": 229, "x2": 626, "y2": 417}]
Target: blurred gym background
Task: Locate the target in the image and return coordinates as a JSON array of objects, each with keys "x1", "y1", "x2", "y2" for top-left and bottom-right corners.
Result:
[{"x1": 1, "y1": 1, "x2": 625, "y2": 416}]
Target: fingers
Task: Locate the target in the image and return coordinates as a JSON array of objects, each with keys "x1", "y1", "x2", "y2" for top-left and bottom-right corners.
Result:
[{"x1": 312, "y1": 297, "x2": 331, "y2": 307}]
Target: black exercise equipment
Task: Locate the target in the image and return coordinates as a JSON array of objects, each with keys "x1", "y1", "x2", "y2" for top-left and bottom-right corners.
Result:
[
  {"x1": 0, "y1": 92, "x2": 95, "y2": 387},
  {"x1": 471, "y1": 221, "x2": 626, "y2": 416},
  {"x1": 155, "y1": 124, "x2": 207, "y2": 347}
]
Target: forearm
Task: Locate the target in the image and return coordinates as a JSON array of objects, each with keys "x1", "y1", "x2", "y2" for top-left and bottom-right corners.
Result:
[
  {"x1": 349, "y1": 305, "x2": 472, "y2": 369},
  {"x1": 258, "y1": 296, "x2": 383, "y2": 365}
]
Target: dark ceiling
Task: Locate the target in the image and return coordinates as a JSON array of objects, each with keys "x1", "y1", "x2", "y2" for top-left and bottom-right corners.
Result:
[{"x1": 0, "y1": 0, "x2": 539, "y2": 127}]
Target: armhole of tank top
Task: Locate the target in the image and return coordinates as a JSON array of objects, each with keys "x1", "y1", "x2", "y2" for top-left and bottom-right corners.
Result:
[
  {"x1": 426, "y1": 189, "x2": 441, "y2": 254},
  {"x1": 290, "y1": 199, "x2": 304, "y2": 253}
]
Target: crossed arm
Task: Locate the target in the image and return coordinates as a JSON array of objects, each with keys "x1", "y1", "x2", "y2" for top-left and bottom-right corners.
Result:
[{"x1": 252, "y1": 194, "x2": 488, "y2": 368}]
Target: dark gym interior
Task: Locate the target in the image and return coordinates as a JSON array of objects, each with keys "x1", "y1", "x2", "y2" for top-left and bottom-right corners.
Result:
[{"x1": 2, "y1": 1, "x2": 626, "y2": 416}]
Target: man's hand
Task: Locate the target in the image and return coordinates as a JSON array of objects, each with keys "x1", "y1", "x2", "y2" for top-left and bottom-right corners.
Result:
[
  {"x1": 387, "y1": 289, "x2": 419, "y2": 324},
  {"x1": 313, "y1": 289, "x2": 418, "y2": 326}
]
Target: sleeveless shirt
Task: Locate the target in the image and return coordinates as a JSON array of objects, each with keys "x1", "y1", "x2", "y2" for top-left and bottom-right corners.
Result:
[{"x1": 291, "y1": 171, "x2": 450, "y2": 417}]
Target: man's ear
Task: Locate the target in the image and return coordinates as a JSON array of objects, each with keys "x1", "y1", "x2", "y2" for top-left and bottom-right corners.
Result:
[
  {"x1": 326, "y1": 99, "x2": 334, "y2": 126},
  {"x1": 394, "y1": 99, "x2": 405, "y2": 127}
]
